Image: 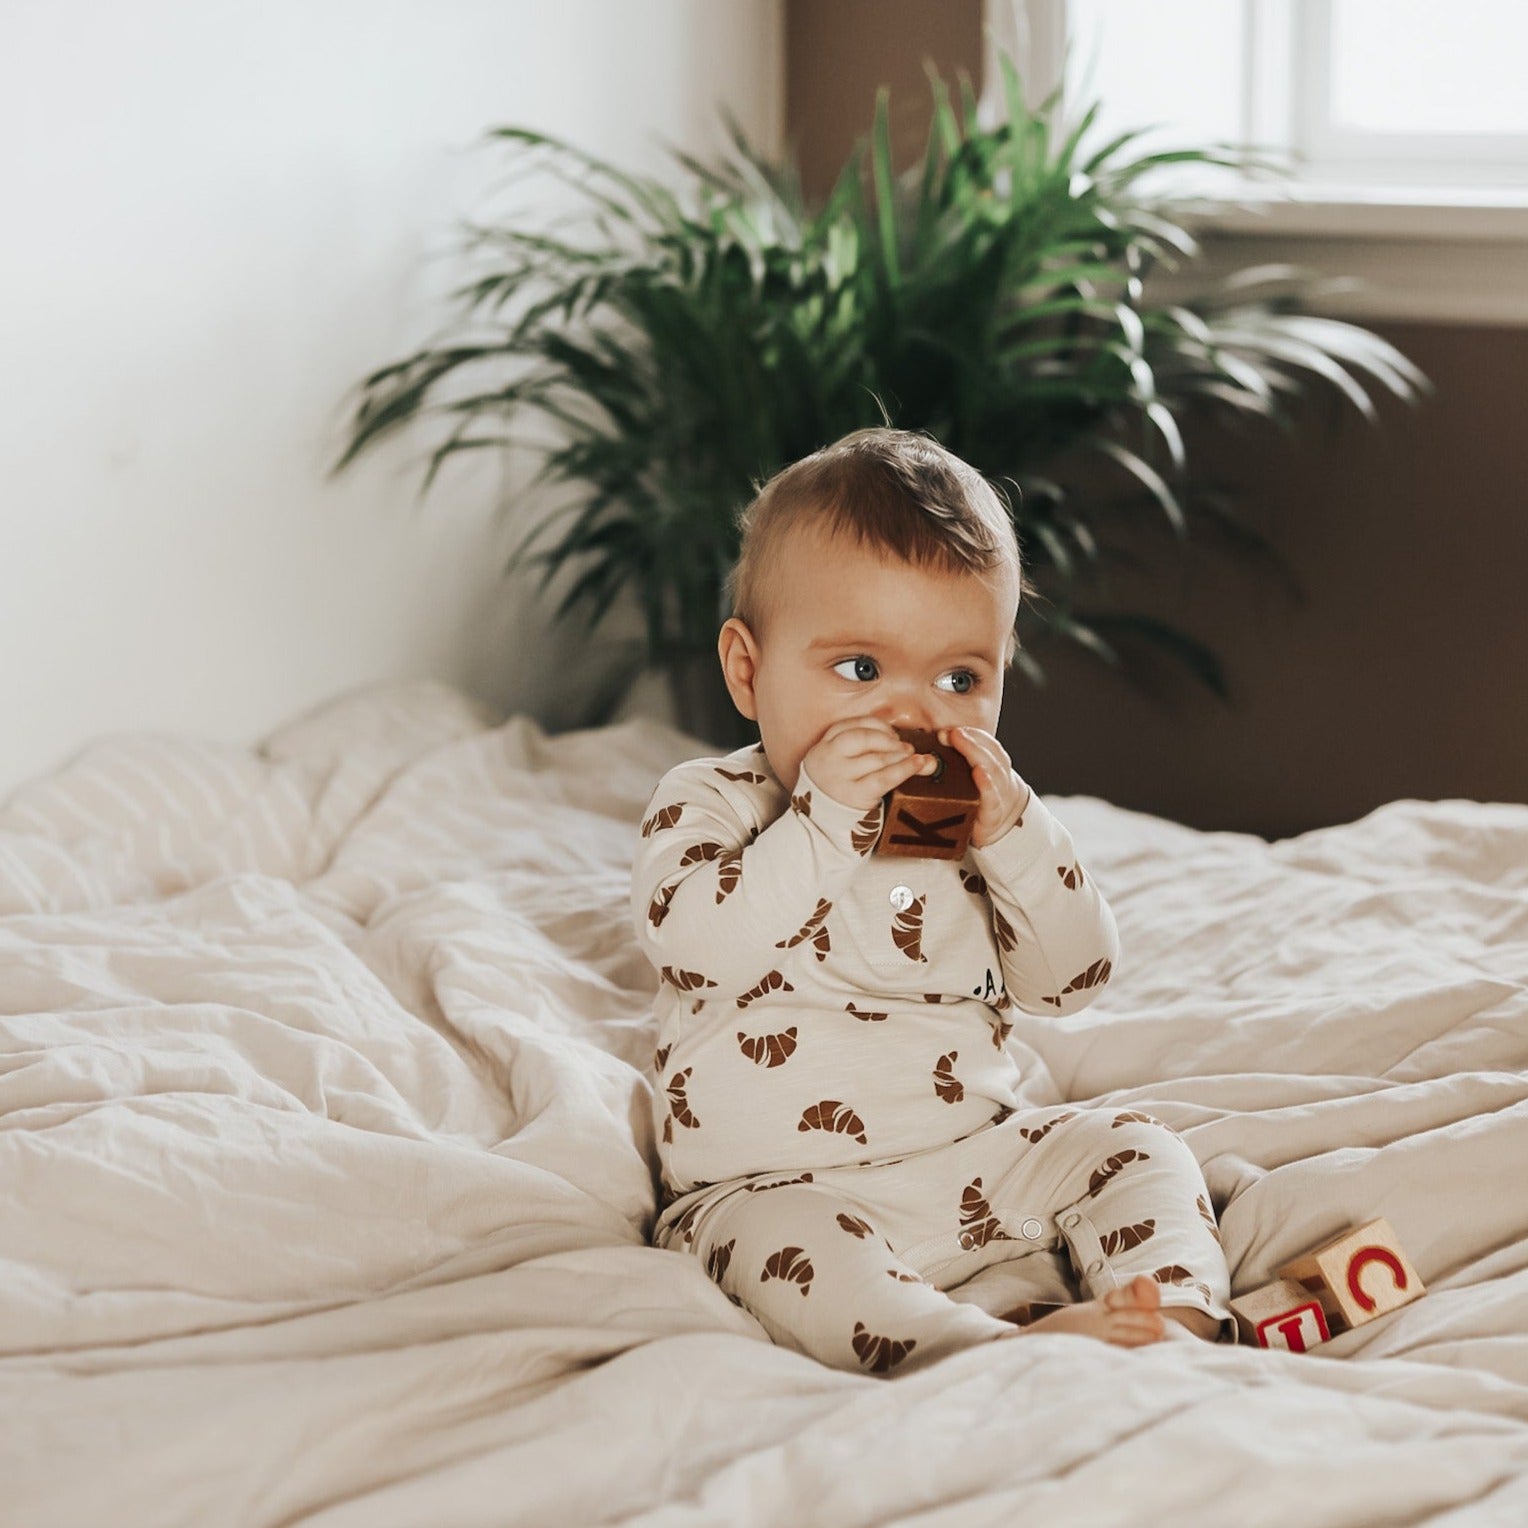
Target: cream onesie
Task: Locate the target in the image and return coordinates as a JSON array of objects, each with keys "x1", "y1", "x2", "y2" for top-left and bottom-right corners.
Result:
[{"x1": 631, "y1": 740, "x2": 1233, "y2": 1374}]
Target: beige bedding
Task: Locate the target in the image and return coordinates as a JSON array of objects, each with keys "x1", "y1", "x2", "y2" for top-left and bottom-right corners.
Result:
[{"x1": 3, "y1": 680, "x2": 1525, "y2": 1526}]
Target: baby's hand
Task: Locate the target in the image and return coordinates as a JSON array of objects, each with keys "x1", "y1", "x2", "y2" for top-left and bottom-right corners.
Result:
[
  {"x1": 937, "y1": 726, "x2": 1032, "y2": 848},
  {"x1": 801, "y1": 717, "x2": 940, "y2": 812}
]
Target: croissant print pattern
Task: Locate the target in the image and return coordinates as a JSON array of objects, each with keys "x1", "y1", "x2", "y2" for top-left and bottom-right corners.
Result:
[
  {"x1": 959, "y1": 869, "x2": 988, "y2": 896},
  {"x1": 798, "y1": 1100, "x2": 868, "y2": 1145},
  {"x1": 1088, "y1": 1149, "x2": 1149, "y2": 1198},
  {"x1": 654, "y1": 1043, "x2": 671, "y2": 1072},
  {"x1": 647, "y1": 884, "x2": 676, "y2": 929},
  {"x1": 1151, "y1": 1263, "x2": 1194, "y2": 1285},
  {"x1": 791, "y1": 790, "x2": 813, "y2": 817},
  {"x1": 1197, "y1": 1195, "x2": 1223, "y2": 1244},
  {"x1": 837, "y1": 1212, "x2": 875, "y2": 1239},
  {"x1": 959, "y1": 1178, "x2": 995, "y2": 1224},
  {"x1": 761, "y1": 1246, "x2": 814, "y2": 1294},
  {"x1": 707, "y1": 1239, "x2": 735, "y2": 1282},
  {"x1": 957, "y1": 1177, "x2": 1013, "y2": 1244},
  {"x1": 716, "y1": 849, "x2": 743, "y2": 903},
  {"x1": 852, "y1": 1322, "x2": 917, "y2": 1375},
  {"x1": 850, "y1": 807, "x2": 883, "y2": 855},
  {"x1": 679, "y1": 841, "x2": 725, "y2": 867},
  {"x1": 932, "y1": 1051, "x2": 964, "y2": 1104},
  {"x1": 640, "y1": 802, "x2": 684, "y2": 837},
  {"x1": 666, "y1": 1068, "x2": 700, "y2": 1129},
  {"x1": 745, "y1": 1171, "x2": 815, "y2": 1193},
  {"x1": 1057, "y1": 862, "x2": 1086, "y2": 889},
  {"x1": 1111, "y1": 1110, "x2": 1161, "y2": 1129},
  {"x1": 714, "y1": 767, "x2": 767, "y2": 783},
  {"x1": 1151, "y1": 1264, "x2": 1213, "y2": 1301},
  {"x1": 661, "y1": 965, "x2": 718, "y2": 993},
  {"x1": 670, "y1": 1201, "x2": 703, "y2": 1245},
  {"x1": 736, "y1": 969, "x2": 796, "y2": 1008},
  {"x1": 1100, "y1": 1219, "x2": 1157, "y2": 1256},
  {"x1": 737, "y1": 1026, "x2": 798, "y2": 1067},
  {"x1": 1042, "y1": 958, "x2": 1113, "y2": 1007},
  {"x1": 1018, "y1": 1111, "x2": 1078, "y2": 1143},
  {"x1": 777, "y1": 898, "x2": 832, "y2": 960},
  {"x1": 891, "y1": 896, "x2": 928, "y2": 963},
  {"x1": 845, "y1": 1002, "x2": 888, "y2": 1023}
]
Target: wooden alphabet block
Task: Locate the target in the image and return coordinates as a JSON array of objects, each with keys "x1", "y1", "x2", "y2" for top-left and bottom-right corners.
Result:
[
  {"x1": 875, "y1": 727, "x2": 979, "y2": 860},
  {"x1": 1229, "y1": 1278, "x2": 1334, "y2": 1352},
  {"x1": 1276, "y1": 1217, "x2": 1424, "y2": 1332}
]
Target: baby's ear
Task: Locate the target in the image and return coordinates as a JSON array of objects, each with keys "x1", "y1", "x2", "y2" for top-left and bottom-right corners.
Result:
[{"x1": 717, "y1": 618, "x2": 760, "y2": 721}]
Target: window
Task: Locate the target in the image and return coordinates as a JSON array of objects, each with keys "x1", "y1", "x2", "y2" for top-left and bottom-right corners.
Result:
[
  {"x1": 1299, "y1": 0, "x2": 1528, "y2": 182},
  {"x1": 986, "y1": 0, "x2": 1528, "y2": 195},
  {"x1": 982, "y1": 0, "x2": 1528, "y2": 323}
]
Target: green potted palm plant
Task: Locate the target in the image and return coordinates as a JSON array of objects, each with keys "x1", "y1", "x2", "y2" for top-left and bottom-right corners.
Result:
[{"x1": 334, "y1": 56, "x2": 1425, "y2": 749}]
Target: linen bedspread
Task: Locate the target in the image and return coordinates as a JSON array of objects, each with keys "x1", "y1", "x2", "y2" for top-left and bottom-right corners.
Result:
[{"x1": 3, "y1": 680, "x2": 1526, "y2": 1526}]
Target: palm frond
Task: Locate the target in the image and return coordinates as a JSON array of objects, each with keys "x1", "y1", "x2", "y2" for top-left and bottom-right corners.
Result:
[{"x1": 334, "y1": 53, "x2": 1427, "y2": 706}]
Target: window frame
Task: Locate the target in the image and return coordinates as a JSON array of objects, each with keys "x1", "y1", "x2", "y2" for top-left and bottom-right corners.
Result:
[
  {"x1": 983, "y1": 0, "x2": 1528, "y2": 325},
  {"x1": 1294, "y1": 0, "x2": 1528, "y2": 182}
]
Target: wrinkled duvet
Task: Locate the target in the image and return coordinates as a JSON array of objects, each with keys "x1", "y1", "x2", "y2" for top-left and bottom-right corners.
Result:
[{"x1": 3, "y1": 680, "x2": 1526, "y2": 1526}]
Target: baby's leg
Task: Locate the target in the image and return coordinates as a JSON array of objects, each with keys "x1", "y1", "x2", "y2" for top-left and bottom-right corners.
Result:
[
  {"x1": 693, "y1": 1183, "x2": 1013, "y2": 1375},
  {"x1": 694, "y1": 1183, "x2": 1162, "y2": 1376},
  {"x1": 1023, "y1": 1110, "x2": 1234, "y2": 1341}
]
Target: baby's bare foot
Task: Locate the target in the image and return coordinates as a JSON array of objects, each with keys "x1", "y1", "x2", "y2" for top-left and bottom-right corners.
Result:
[{"x1": 999, "y1": 1274, "x2": 1166, "y2": 1348}]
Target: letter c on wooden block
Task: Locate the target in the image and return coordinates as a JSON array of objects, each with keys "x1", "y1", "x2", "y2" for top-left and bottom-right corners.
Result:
[{"x1": 1346, "y1": 1245, "x2": 1409, "y2": 1313}]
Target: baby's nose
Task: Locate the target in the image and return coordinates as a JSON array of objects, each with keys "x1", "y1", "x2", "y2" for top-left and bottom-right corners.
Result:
[{"x1": 880, "y1": 703, "x2": 940, "y2": 737}]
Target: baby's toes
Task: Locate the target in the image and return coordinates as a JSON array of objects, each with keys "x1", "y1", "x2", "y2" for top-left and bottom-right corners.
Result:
[
  {"x1": 1107, "y1": 1308, "x2": 1166, "y2": 1346},
  {"x1": 1104, "y1": 1274, "x2": 1162, "y2": 1314}
]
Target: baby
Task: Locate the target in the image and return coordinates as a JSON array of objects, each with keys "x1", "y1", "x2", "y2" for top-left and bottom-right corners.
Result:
[{"x1": 631, "y1": 427, "x2": 1233, "y2": 1375}]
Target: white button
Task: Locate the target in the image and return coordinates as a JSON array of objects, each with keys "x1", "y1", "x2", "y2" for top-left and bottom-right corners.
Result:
[
  {"x1": 958, "y1": 1230, "x2": 976, "y2": 1249},
  {"x1": 889, "y1": 884, "x2": 914, "y2": 912},
  {"x1": 1021, "y1": 1218, "x2": 1043, "y2": 1240}
]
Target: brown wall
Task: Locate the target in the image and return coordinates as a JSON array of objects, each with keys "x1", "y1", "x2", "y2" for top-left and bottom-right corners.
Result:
[
  {"x1": 1008, "y1": 321, "x2": 1528, "y2": 838},
  {"x1": 785, "y1": 0, "x2": 985, "y2": 199},
  {"x1": 784, "y1": 6, "x2": 1528, "y2": 839}
]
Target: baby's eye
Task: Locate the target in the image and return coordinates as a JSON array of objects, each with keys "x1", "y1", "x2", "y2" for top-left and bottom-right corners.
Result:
[
  {"x1": 937, "y1": 669, "x2": 981, "y2": 695},
  {"x1": 832, "y1": 656, "x2": 879, "y2": 683}
]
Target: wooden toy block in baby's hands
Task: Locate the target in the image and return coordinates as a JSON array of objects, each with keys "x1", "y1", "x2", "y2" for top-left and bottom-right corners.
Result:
[
  {"x1": 1275, "y1": 1216, "x2": 1425, "y2": 1334},
  {"x1": 875, "y1": 726, "x2": 979, "y2": 859},
  {"x1": 1233, "y1": 1216, "x2": 1426, "y2": 1352}
]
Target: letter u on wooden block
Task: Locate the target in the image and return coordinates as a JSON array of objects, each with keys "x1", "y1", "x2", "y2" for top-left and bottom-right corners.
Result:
[
  {"x1": 876, "y1": 728, "x2": 979, "y2": 860},
  {"x1": 1276, "y1": 1217, "x2": 1425, "y2": 1332},
  {"x1": 1230, "y1": 1279, "x2": 1333, "y2": 1352}
]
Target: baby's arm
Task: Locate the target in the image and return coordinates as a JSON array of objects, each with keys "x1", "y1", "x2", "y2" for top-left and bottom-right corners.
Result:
[
  {"x1": 630, "y1": 757, "x2": 881, "y2": 1003},
  {"x1": 969, "y1": 793, "x2": 1121, "y2": 1016}
]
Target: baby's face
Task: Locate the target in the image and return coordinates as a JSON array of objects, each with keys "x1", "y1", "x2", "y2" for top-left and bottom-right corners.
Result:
[{"x1": 723, "y1": 520, "x2": 1018, "y2": 794}]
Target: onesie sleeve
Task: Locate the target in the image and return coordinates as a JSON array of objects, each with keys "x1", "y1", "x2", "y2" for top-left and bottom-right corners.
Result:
[
  {"x1": 629, "y1": 756, "x2": 884, "y2": 1003},
  {"x1": 969, "y1": 791, "x2": 1121, "y2": 1016}
]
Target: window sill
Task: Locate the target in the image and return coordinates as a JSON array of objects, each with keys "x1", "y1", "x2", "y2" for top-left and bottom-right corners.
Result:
[
  {"x1": 1145, "y1": 182, "x2": 1528, "y2": 329},
  {"x1": 1178, "y1": 182, "x2": 1528, "y2": 242}
]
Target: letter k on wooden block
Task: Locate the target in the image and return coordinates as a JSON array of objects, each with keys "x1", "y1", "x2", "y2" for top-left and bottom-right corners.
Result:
[
  {"x1": 877, "y1": 728, "x2": 979, "y2": 860},
  {"x1": 1276, "y1": 1216, "x2": 1425, "y2": 1332}
]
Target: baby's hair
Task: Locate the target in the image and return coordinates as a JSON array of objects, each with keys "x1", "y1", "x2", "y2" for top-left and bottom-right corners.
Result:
[{"x1": 725, "y1": 427, "x2": 1032, "y2": 663}]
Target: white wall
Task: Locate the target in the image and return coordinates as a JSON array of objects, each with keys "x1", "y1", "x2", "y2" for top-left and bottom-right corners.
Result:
[{"x1": 0, "y1": 0, "x2": 782, "y2": 797}]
